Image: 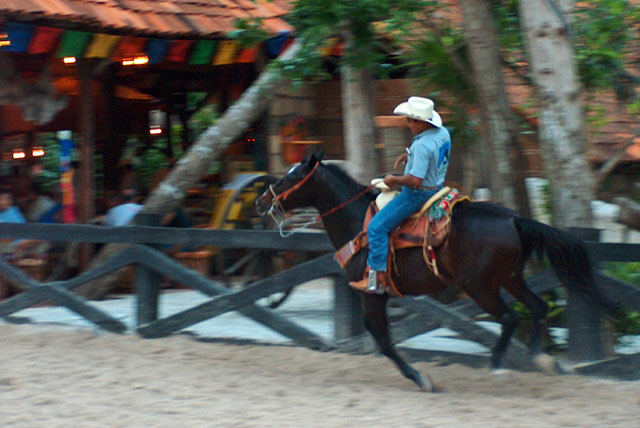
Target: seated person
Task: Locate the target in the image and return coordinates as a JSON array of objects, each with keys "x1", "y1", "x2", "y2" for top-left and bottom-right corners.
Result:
[
  {"x1": 0, "y1": 189, "x2": 36, "y2": 261},
  {"x1": 102, "y1": 188, "x2": 143, "y2": 227},
  {"x1": 0, "y1": 190, "x2": 27, "y2": 224},
  {"x1": 26, "y1": 183, "x2": 59, "y2": 223}
]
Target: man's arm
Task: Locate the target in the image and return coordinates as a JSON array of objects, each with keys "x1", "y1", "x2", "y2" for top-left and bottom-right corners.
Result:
[
  {"x1": 383, "y1": 173, "x2": 422, "y2": 188},
  {"x1": 394, "y1": 153, "x2": 407, "y2": 169}
]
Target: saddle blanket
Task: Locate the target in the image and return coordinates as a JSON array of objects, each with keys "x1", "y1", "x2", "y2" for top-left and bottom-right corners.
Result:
[{"x1": 334, "y1": 187, "x2": 471, "y2": 269}]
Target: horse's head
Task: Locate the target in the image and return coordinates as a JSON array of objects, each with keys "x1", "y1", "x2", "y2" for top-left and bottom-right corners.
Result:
[{"x1": 255, "y1": 150, "x2": 324, "y2": 217}]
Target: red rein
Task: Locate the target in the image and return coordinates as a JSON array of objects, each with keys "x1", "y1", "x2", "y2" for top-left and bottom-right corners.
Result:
[
  {"x1": 272, "y1": 162, "x2": 374, "y2": 222},
  {"x1": 273, "y1": 163, "x2": 320, "y2": 203}
]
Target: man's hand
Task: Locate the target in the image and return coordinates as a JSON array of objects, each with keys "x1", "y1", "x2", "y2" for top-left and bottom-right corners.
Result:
[
  {"x1": 383, "y1": 174, "x2": 398, "y2": 188},
  {"x1": 394, "y1": 153, "x2": 408, "y2": 169}
]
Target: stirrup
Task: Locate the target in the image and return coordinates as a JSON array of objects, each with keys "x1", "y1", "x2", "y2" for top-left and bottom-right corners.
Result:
[
  {"x1": 348, "y1": 270, "x2": 385, "y2": 294},
  {"x1": 366, "y1": 270, "x2": 386, "y2": 295}
]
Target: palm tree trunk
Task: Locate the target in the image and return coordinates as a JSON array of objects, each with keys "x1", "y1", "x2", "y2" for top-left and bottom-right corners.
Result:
[
  {"x1": 340, "y1": 30, "x2": 378, "y2": 184},
  {"x1": 519, "y1": 0, "x2": 594, "y2": 227},
  {"x1": 460, "y1": 0, "x2": 530, "y2": 215}
]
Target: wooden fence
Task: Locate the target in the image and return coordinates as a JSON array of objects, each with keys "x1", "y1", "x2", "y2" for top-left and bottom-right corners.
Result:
[{"x1": 0, "y1": 221, "x2": 639, "y2": 377}]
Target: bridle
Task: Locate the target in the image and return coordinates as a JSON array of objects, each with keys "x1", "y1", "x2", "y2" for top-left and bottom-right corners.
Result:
[
  {"x1": 262, "y1": 162, "x2": 374, "y2": 237},
  {"x1": 263, "y1": 163, "x2": 319, "y2": 236}
]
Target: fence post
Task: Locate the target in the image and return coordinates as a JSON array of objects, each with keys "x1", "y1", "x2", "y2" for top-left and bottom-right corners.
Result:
[
  {"x1": 566, "y1": 226, "x2": 604, "y2": 362},
  {"x1": 567, "y1": 291, "x2": 605, "y2": 362},
  {"x1": 134, "y1": 213, "x2": 163, "y2": 326},
  {"x1": 333, "y1": 273, "x2": 364, "y2": 344}
]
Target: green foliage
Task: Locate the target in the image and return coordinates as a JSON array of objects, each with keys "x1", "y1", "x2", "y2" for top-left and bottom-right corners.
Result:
[
  {"x1": 229, "y1": 18, "x2": 269, "y2": 48},
  {"x1": 189, "y1": 103, "x2": 220, "y2": 138},
  {"x1": 603, "y1": 262, "x2": 640, "y2": 286},
  {"x1": 511, "y1": 290, "x2": 566, "y2": 352},
  {"x1": 573, "y1": 0, "x2": 637, "y2": 90},
  {"x1": 136, "y1": 142, "x2": 170, "y2": 190},
  {"x1": 612, "y1": 311, "x2": 640, "y2": 336},
  {"x1": 36, "y1": 133, "x2": 63, "y2": 193},
  {"x1": 494, "y1": 0, "x2": 639, "y2": 94},
  {"x1": 402, "y1": 30, "x2": 471, "y2": 101},
  {"x1": 627, "y1": 100, "x2": 640, "y2": 116},
  {"x1": 274, "y1": 0, "x2": 428, "y2": 80}
]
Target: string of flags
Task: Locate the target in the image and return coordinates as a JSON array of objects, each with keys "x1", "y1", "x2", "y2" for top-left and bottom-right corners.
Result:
[{"x1": 0, "y1": 21, "x2": 294, "y2": 66}]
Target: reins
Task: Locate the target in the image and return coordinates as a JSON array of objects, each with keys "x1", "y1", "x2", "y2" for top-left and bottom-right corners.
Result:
[
  {"x1": 273, "y1": 163, "x2": 319, "y2": 203},
  {"x1": 266, "y1": 162, "x2": 374, "y2": 237},
  {"x1": 315, "y1": 184, "x2": 374, "y2": 222}
]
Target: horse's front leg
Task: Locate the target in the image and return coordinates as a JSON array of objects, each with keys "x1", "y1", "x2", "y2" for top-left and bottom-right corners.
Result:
[{"x1": 361, "y1": 293, "x2": 434, "y2": 392}]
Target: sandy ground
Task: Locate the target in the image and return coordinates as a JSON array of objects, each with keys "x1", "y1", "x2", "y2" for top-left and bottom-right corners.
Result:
[{"x1": 1, "y1": 323, "x2": 639, "y2": 428}]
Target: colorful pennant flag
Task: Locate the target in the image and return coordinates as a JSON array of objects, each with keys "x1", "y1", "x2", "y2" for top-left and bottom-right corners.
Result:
[
  {"x1": 236, "y1": 45, "x2": 260, "y2": 64},
  {"x1": 56, "y1": 30, "x2": 92, "y2": 58},
  {"x1": 3, "y1": 22, "x2": 34, "y2": 53},
  {"x1": 266, "y1": 31, "x2": 291, "y2": 57},
  {"x1": 1, "y1": 20, "x2": 266, "y2": 66},
  {"x1": 146, "y1": 38, "x2": 169, "y2": 64},
  {"x1": 28, "y1": 27, "x2": 62, "y2": 54},
  {"x1": 213, "y1": 40, "x2": 238, "y2": 65},
  {"x1": 189, "y1": 40, "x2": 217, "y2": 65},
  {"x1": 111, "y1": 36, "x2": 147, "y2": 60},
  {"x1": 85, "y1": 34, "x2": 121, "y2": 58},
  {"x1": 166, "y1": 40, "x2": 193, "y2": 62}
]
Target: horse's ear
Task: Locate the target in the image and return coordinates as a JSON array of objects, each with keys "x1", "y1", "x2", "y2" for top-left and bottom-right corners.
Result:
[{"x1": 308, "y1": 149, "x2": 324, "y2": 165}]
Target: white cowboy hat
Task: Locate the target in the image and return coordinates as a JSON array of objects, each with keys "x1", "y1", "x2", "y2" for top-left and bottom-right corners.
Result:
[{"x1": 393, "y1": 96, "x2": 443, "y2": 127}]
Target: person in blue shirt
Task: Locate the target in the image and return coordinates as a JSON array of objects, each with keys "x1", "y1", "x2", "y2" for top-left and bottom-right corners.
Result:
[
  {"x1": 0, "y1": 189, "x2": 28, "y2": 260},
  {"x1": 0, "y1": 190, "x2": 26, "y2": 224},
  {"x1": 349, "y1": 97, "x2": 451, "y2": 294}
]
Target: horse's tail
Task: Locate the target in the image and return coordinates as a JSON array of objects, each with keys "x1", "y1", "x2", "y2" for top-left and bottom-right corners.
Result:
[{"x1": 513, "y1": 217, "x2": 619, "y2": 316}]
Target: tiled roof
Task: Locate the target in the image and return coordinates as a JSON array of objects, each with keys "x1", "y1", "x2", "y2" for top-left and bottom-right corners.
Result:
[{"x1": 0, "y1": 0, "x2": 292, "y2": 39}]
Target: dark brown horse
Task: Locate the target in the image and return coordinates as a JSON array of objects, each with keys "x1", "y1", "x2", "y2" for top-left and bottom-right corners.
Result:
[{"x1": 255, "y1": 151, "x2": 617, "y2": 391}]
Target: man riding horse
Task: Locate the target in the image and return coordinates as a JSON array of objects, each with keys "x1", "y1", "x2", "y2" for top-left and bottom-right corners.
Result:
[{"x1": 349, "y1": 96, "x2": 451, "y2": 294}]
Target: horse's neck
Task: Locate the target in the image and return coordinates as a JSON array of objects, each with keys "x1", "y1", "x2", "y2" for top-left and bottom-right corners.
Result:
[{"x1": 313, "y1": 168, "x2": 370, "y2": 249}]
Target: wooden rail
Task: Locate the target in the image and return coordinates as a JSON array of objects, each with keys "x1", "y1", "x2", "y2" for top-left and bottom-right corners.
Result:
[{"x1": 0, "y1": 222, "x2": 638, "y2": 378}]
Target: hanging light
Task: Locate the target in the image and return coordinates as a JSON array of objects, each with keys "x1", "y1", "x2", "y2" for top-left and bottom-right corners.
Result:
[
  {"x1": 123, "y1": 55, "x2": 149, "y2": 66},
  {"x1": 63, "y1": 56, "x2": 76, "y2": 65},
  {"x1": 149, "y1": 109, "x2": 165, "y2": 135},
  {"x1": 12, "y1": 149, "x2": 26, "y2": 160},
  {"x1": 0, "y1": 32, "x2": 10, "y2": 47},
  {"x1": 32, "y1": 146, "x2": 45, "y2": 157}
]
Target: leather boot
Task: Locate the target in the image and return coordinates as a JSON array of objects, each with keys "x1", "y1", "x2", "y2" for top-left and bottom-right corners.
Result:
[{"x1": 349, "y1": 268, "x2": 386, "y2": 294}]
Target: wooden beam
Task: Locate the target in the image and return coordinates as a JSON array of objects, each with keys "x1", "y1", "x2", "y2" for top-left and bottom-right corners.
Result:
[
  {"x1": 0, "y1": 223, "x2": 335, "y2": 251},
  {"x1": 0, "y1": 245, "x2": 136, "y2": 316},
  {"x1": 136, "y1": 251, "x2": 340, "y2": 346},
  {"x1": 0, "y1": 258, "x2": 126, "y2": 333}
]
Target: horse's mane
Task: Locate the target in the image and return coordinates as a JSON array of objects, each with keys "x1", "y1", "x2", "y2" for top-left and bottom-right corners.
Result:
[
  {"x1": 323, "y1": 162, "x2": 375, "y2": 193},
  {"x1": 320, "y1": 161, "x2": 376, "y2": 207}
]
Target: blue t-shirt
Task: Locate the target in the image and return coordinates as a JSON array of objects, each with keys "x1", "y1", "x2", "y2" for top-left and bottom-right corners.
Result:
[
  {"x1": 404, "y1": 126, "x2": 451, "y2": 187},
  {"x1": 0, "y1": 206, "x2": 26, "y2": 224}
]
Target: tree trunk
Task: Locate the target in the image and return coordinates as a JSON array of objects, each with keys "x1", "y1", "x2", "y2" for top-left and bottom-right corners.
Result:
[
  {"x1": 0, "y1": 51, "x2": 68, "y2": 124},
  {"x1": 519, "y1": 0, "x2": 594, "y2": 227},
  {"x1": 340, "y1": 31, "x2": 378, "y2": 184},
  {"x1": 74, "y1": 41, "x2": 302, "y2": 299},
  {"x1": 460, "y1": 0, "x2": 530, "y2": 215},
  {"x1": 142, "y1": 41, "x2": 301, "y2": 215}
]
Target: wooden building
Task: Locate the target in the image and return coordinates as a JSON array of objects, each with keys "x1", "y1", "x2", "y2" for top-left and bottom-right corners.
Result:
[{"x1": 0, "y1": 0, "x2": 292, "y2": 223}]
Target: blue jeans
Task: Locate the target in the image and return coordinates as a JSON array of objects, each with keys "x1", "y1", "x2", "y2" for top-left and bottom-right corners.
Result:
[{"x1": 367, "y1": 186, "x2": 438, "y2": 272}]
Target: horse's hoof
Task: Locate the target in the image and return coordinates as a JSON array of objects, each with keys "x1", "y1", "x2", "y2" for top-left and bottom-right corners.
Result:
[
  {"x1": 490, "y1": 368, "x2": 512, "y2": 376},
  {"x1": 417, "y1": 374, "x2": 435, "y2": 392},
  {"x1": 533, "y1": 353, "x2": 557, "y2": 374},
  {"x1": 554, "y1": 359, "x2": 575, "y2": 375}
]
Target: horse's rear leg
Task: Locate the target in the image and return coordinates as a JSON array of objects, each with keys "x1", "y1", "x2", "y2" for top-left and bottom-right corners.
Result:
[
  {"x1": 361, "y1": 294, "x2": 434, "y2": 392},
  {"x1": 503, "y1": 275, "x2": 549, "y2": 355},
  {"x1": 465, "y1": 286, "x2": 519, "y2": 370}
]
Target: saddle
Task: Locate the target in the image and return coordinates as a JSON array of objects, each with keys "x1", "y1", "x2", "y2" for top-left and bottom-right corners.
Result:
[{"x1": 334, "y1": 186, "x2": 471, "y2": 291}]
